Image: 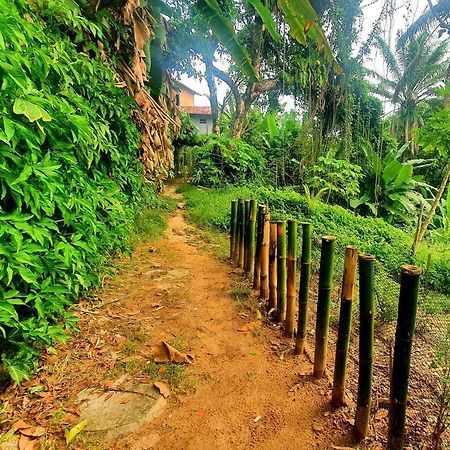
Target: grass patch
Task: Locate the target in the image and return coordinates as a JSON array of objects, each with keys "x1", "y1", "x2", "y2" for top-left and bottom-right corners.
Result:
[
  {"x1": 179, "y1": 183, "x2": 450, "y2": 323},
  {"x1": 132, "y1": 194, "x2": 177, "y2": 243}
]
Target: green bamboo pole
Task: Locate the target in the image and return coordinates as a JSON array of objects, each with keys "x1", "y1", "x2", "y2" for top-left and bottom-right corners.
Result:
[
  {"x1": 246, "y1": 199, "x2": 257, "y2": 278},
  {"x1": 253, "y1": 204, "x2": 266, "y2": 289},
  {"x1": 313, "y1": 235, "x2": 336, "y2": 379},
  {"x1": 285, "y1": 219, "x2": 298, "y2": 337},
  {"x1": 354, "y1": 253, "x2": 375, "y2": 441},
  {"x1": 276, "y1": 221, "x2": 287, "y2": 322},
  {"x1": 230, "y1": 200, "x2": 238, "y2": 260},
  {"x1": 238, "y1": 199, "x2": 245, "y2": 268},
  {"x1": 244, "y1": 199, "x2": 250, "y2": 273},
  {"x1": 268, "y1": 221, "x2": 278, "y2": 312},
  {"x1": 260, "y1": 211, "x2": 270, "y2": 300},
  {"x1": 295, "y1": 222, "x2": 312, "y2": 355},
  {"x1": 387, "y1": 265, "x2": 422, "y2": 450},
  {"x1": 331, "y1": 246, "x2": 359, "y2": 407}
]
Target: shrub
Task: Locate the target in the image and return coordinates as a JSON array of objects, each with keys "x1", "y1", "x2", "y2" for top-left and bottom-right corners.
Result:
[
  {"x1": 306, "y1": 157, "x2": 363, "y2": 204},
  {"x1": 180, "y1": 185, "x2": 450, "y2": 297},
  {"x1": 190, "y1": 136, "x2": 266, "y2": 188},
  {"x1": 0, "y1": 0, "x2": 147, "y2": 381}
]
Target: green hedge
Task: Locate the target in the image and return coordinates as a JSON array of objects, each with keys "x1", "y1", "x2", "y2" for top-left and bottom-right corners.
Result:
[
  {"x1": 0, "y1": 0, "x2": 147, "y2": 381},
  {"x1": 179, "y1": 185, "x2": 450, "y2": 297}
]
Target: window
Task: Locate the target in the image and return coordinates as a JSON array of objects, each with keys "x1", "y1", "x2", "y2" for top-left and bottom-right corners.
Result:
[
  {"x1": 175, "y1": 94, "x2": 180, "y2": 106},
  {"x1": 199, "y1": 118, "x2": 207, "y2": 124}
]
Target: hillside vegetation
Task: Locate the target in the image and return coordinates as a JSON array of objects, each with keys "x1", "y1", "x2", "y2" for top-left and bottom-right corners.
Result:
[{"x1": 0, "y1": 0, "x2": 148, "y2": 381}]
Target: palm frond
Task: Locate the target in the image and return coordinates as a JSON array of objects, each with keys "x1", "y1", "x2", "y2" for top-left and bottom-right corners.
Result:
[{"x1": 375, "y1": 36, "x2": 400, "y2": 77}]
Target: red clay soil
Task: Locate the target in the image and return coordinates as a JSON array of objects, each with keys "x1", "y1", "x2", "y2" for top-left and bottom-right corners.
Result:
[{"x1": 0, "y1": 185, "x2": 357, "y2": 449}]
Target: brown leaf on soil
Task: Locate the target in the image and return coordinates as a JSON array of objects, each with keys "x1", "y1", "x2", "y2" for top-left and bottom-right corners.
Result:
[
  {"x1": 237, "y1": 321, "x2": 261, "y2": 332},
  {"x1": 13, "y1": 420, "x2": 32, "y2": 431},
  {"x1": 20, "y1": 426, "x2": 45, "y2": 438},
  {"x1": 19, "y1": 434, "x2": 38, "y2": 450},
  {"x1": 154, "y1": 381, "x2": 170, "y2": 398},
  {"x1": 151, "y1": 342, "x2": 194, "y2": 364}
]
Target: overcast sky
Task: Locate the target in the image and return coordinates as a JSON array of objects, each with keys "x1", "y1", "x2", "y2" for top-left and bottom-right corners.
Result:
[{"x1": 179, "y1": 0, "x2": 430, "y2": 108}]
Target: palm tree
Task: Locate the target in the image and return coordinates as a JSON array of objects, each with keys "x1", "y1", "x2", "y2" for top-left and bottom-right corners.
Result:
[
  {"x1": 369, "y1": 33, "x2": 448, "y2": 153},
  {"x1": 398, "y1": 0, "x2": 450, "y2": 108}
]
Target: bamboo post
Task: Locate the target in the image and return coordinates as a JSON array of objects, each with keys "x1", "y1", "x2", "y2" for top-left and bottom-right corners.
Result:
[
  {"x1": 331, "y1": 246, "x2": 358, "y2": 407},
  {"x1": 268, "y1": 221, "x2": 278, "y2": 312},
  {"x1": 354, "y1": 253, "x2": 375, "y2": 441},
  {"x1": 387, "y1": 265, "x2": 422, "y2": 450},
  {"x1": 260, "y1": 211, "x2": 270, "y2": 300},
  {"x1": 295, "y1": 222, "x2": 312, "y2": 355},
  {"x1": 313, "y1": 235, "x2": 336, "y2": 379},
  {"x1": 238, "y1": 199, "x2": 245, "y2": 268},
  {"x1": 285, "y1": 219, "x2": 298, "y2": 337},
  {"x1": 253, "y1": 204, "x2": 266, "y2": 289},
  {"x1": 230, "y1": 200, "x2": 238, "y2": 260},
  {"x1": 276, "y1": 221, "x2": 287, "y2": 322},
  {"x1": 246, "y1": 199, "x2": 257, "y2": 278},
  {"x1": 243, "y1": 199, "x2": 250, "y2": 272}
]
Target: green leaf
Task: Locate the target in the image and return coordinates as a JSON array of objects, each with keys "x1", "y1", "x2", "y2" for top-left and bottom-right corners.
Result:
[
  {"x1": 382, "y1": 160, "x2": 402, "y2": 184},
  {"x1": 13, "y1": 98, "x2": 51, "y2": 123},
  {"x1": 394, "y1": 164, "x2": 413, "y2": 187},
  {"x1": 196, "y1": 0, "x2": 258, "y2": 82},
  {"x1": 246, "y1": 0, "x2": 281, "y2": 43},
  {"x1": 66, "y1": 420, "x2": 88, "y2": 445}
]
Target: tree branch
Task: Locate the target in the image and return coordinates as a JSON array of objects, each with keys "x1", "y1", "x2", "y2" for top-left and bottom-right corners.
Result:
[{"x1": 212, "y1": 66, "x2": 243, "y2": 110}]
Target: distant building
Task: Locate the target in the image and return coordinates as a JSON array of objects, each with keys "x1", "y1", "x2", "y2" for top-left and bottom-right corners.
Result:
[{"x1": 173, "y1": 81, "x2": 213, "y2": 134}]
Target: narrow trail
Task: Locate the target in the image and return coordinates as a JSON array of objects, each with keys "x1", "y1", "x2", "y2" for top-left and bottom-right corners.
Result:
[
  {"x1": 1, "y1": 184, "x2": 355, "y2": 450},
  {"x1": 116, "y1": 185, "x2": 345, "y2": 449}
]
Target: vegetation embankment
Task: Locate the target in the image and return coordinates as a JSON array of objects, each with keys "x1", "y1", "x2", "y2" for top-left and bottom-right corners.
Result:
[
  {"x1": 0, "y1": 0, "x2": 177, "y2": 382},
  {"x1": 179, "y1": 184, "x2": 450, "y2": 312}
]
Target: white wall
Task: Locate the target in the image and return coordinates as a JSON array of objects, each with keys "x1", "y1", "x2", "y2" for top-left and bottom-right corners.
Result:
[{"x1": 191, "y1": 115, "x2": 213, "y2": 134}]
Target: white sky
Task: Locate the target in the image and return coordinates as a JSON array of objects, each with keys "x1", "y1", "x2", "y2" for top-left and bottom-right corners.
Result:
[{"x1": 179, "y1": 0, "x2": 429, "y2": 108}]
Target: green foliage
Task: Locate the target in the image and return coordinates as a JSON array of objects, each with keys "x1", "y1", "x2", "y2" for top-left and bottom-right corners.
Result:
[
  {"x1": 180, "y1": 184, "x2": 450, "y2": 297},
  {"x1": 190, "y1": 136, "x2": 266, "y2": 187},
  {"x1": 352, "y1": 141, "x2": 433, "y2": 223},
  {"x1": 306, "y1": 157, "x2": 363, "y2": 204},
  {"x1": 418, "y1": 106, "x2": 450, "y2": 158},
  {"x1": 0, "y1": 0, "x2": 146, "y2": 381}
]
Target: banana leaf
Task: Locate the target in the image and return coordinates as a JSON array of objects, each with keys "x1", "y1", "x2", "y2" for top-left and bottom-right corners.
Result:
[
  {"x1": 196, "y1": 0, "x2": 258, "y2": 82},
  {"x1": 246, "y1": 0, "x2": 281, "y2": 43}
]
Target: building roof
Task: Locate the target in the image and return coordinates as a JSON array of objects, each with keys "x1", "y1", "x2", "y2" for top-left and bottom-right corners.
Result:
[{"x1": 182, "y1": 105, "x2": 212, "y2": 116}]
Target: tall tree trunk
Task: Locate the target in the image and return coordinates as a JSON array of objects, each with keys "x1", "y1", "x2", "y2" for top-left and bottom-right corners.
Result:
[{"x1": 205, "y1": 58, "x2": 220, "y2": 134}]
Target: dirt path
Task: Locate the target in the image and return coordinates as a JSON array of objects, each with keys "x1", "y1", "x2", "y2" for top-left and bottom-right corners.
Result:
[
  {"x1": 115, "y1": 185, "x2": 345, "y2": 450},
  {"x1": 1, "y1": 185, "x2": 355, "y2": 449}
]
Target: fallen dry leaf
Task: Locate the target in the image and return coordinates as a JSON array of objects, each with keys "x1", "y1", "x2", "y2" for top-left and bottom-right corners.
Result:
[
  {"x1": 13, "y1": 420, "x2": 32, "y2": 431},
  {"x1": 19, "y1": 434, "x2": 37, "y2": 450},
  {"x1": 237, "y1": 321, "x2": 261, "y2": 332},
  {"x1": 20, "y1": 426, "x2": 45, "y2": 438},
  {"x1": 151, "y1": 342, "x2": 194, "y2": 364},
  {"x1": 154, "y1": 381, "x2": 170, "y2": 398}
]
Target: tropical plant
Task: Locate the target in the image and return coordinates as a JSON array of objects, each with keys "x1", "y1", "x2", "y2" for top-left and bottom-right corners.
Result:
[
  {"x1": 306, "y1": 157, "x2": 363, "y2": 205},
  {"x1": 369, "y1": 33, "x2": 448, "y2": 151},
  {"x1": 190, "y1": 136, "x2": 266, "y2": 187},
  {"x1": 351, "y1": 141, "x2": 434, "y2": 223}
]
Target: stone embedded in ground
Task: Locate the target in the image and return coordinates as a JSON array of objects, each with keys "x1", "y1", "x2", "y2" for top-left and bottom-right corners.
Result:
[{"x1": 77, "y1": 382, "x2": 166, "y2": 441}]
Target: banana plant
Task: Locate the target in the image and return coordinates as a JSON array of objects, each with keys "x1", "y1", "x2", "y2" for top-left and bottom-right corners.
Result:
[
  {"x1": 195, "y1": 0, "x2": 339, "y2": 82},
  {"x1": 350, "y1": 141, "x2": 434, "y2": 223}
]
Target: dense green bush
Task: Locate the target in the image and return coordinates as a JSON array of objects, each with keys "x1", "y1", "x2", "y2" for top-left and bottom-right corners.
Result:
[
  {"x1": 190, "y1": 136, "x2": 266, "y2": 187},
  {"x1": 179, "y1": 185, "x2": 450, "y2": 297},
  {"x1": 0, "y1": 0, "x2": 147, "y2": 381},
  {"x1": 306, "y1": 157, "x2": 363, "y2": 205}
]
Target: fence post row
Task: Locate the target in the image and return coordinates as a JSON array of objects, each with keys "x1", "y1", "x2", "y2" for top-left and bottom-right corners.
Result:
[{"x1": 228, "y1": 199, "x2": 421, "y2": 446}]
